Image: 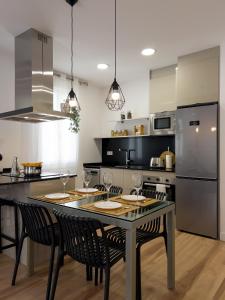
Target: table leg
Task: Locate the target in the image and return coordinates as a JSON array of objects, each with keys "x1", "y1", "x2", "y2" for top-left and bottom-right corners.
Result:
[
  {"x1": 166, "y1": 209, "x2": 175, "y2": 289},
  {"x1": 125, "y1": 228, "x2": 136, "y2": 300}
]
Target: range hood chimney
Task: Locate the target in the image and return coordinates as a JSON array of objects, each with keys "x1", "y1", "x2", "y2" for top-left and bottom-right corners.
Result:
[{"x1": 0, "y1": 28, "x2": 69, "y2": 123}]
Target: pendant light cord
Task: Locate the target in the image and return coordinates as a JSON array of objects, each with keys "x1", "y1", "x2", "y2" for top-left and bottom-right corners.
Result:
[
  {"x1": 71, "y1": 5, "x2": 74, "y2": 89},
  {"x1": 114, "y1": 0, "x2": 117, "y2": 79}
]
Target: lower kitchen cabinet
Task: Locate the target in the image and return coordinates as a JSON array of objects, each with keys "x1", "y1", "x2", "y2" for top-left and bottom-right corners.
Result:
[
  {"x1": 100, "y1": 168, "x2": 175, "y2": 195},
  {"x1": 123, "y1": 169, "x2": 143, "y2": 194},
  {"x1": 100, "y1": 168, "x2": 124, "y2": 189},
  {"x1": 100, "y1": 168, "x2": 142, "y2": 194}
]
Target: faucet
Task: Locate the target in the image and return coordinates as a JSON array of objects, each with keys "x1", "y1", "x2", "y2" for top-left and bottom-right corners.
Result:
[{"x1": 119, "y1": 148, "x2": 135, "y2": 166}]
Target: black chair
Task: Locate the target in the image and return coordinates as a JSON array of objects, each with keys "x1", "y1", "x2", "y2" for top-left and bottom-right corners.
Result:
[
  {"x1": 105, "y1": 189, "x2": 167, "y2": 300},
  {"x1": 93, "y1": 184, "x2": 123, "y2": 195},
  {"x1": 91, "y1": 184, "x2": 123, "y2": 284},
  {"x1": 50, "y1": 211, "x2": 125, "y2": 300},
  {"x1": 0, "y1": 198, "x2": 19, "y2": 255},
  {"x1": 11, "y1": 202, "x2": 60, "y2": 300}
]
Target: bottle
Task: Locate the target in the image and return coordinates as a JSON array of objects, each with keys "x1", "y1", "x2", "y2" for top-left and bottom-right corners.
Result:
[
  {"x1": 120, "y1": 111, "x2": 125, "y2": 121},
  {"x1": 127, "y1": 111, "x2": 132, "y2": 119},
  {"x1": 11, "y1": 156, "x2": 20, "y2": 176}
]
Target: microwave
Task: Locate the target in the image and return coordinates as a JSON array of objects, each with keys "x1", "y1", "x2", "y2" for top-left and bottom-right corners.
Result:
[{"x1": 150, "y1": 111, "x2": 176, "y2": 135}]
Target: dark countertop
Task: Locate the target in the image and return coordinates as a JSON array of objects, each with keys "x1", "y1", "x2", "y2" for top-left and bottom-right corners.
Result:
[
  {"x1": 0, "y1": 173, "x2": 77, "y2": 186},
  {"x1": 83, "y1": 162, "x2": 175, "y2": 173}
]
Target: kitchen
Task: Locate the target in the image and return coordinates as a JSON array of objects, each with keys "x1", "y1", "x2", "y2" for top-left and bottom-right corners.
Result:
[{"x1": 0, "y1": 1, "x2": 225, "y2": 300}]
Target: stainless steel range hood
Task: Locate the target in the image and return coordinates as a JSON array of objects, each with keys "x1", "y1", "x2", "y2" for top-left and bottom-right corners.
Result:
[{"x1": 0, "y1": 28, "x2": 69, "y2": 123}]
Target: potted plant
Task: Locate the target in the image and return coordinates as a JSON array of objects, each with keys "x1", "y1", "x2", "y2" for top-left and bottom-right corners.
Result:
[{"x1": 69, "y1": 106, "x2": 80, "y2": 133}]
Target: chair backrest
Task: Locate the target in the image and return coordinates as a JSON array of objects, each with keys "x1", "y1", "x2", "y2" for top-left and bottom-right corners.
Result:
[
  {"x1": 94, "y1": 184, "x2": 123, "y2": 195},
  {"x1": 16, "y1": 201, "x2": 56, "y2": 246},
  {"x1": 130, "y1": 189, "x2": 167, "y2": 200},
  {"x1": 110, "y1": 185, "x2": 123, "y2": 195},
  {"x1": 93, "y1": 184, "x2": 106, "y2": 191},
  {"x1": 53, "y1": 210, "x2": 109, "y2": 268},
  {"x1": 129, "y1": 189, "x2": 167, "y2": 233}
]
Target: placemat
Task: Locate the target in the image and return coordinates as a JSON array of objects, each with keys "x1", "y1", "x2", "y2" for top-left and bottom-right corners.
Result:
[
  {"x1": 109, "y1": 195, "x2": 159, "y2": 207},
  {"x1": 68, "y1": 190, "x2": 107, "y2": 196},
  {"x1": 32, "y1": 194, "x2": 84, "y2": 204},
  {"x1": 80, "y1": 201, "x2": 138, "y2": 216}
]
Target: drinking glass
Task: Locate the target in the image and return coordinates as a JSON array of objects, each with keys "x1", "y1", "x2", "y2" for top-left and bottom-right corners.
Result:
[
  {"x1": 82, "y1": 170, "x2": 92, "y2": 191},
  {"x1": 132, "y1": 173, "x2": 143, "y2": 200},
  {"x1": 103, "y1": 172, "x2": 113, "y2": 200},
  {"x1": 60, "y1": 170, "x2": 70, "y2": 194}
]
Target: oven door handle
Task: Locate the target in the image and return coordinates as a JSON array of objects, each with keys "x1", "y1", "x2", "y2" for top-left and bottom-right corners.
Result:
[{"x1": 143, "y1": 182, "x2": 170, "y2": 188}]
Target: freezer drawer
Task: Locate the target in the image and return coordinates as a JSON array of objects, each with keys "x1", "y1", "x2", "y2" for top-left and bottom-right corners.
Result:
[{"x1": 176, "y1": 178, "x2": 218, "y2": 238}]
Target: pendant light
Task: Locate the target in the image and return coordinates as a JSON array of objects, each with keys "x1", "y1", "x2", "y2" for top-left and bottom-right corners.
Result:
[
  {"x1": 65, "y1": 0, "x2": 81, "y2": 111},
  {"x1": 105, "y1": 0, "x2": 125, "y2": 111}
]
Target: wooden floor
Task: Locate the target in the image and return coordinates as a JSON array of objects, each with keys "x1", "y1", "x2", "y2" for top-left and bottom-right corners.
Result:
[{"x1": 0, "y1": 231, "x2": 225, "y2": 300}]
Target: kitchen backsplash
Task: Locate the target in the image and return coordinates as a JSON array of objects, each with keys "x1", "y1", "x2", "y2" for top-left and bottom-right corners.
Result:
[{"x1": 102, "y1": 136, "x2": 175, "y2": 166}]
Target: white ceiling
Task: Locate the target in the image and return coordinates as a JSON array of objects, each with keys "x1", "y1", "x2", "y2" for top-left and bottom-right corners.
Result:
[{"x1": 0, "y1": 0, "x2": 225, "y2": 87}]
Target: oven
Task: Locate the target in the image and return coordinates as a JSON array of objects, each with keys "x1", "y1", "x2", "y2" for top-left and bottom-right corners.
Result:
[
  {"x1": 142, "y1": 175, "x2": 175, "y2": 202},
  {"x1": 150, "y1": 111, "x2": 176, "y2": 135}
]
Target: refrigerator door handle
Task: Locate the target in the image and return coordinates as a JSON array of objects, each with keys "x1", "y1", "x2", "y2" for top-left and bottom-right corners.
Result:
[{"x1": 176, "y1": 175, "x2": 217, "y2": 181}]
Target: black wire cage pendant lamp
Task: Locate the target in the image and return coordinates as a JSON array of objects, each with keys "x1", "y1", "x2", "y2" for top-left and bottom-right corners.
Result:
[
  {"x1": 65, "y1": 0, "x2": 81, "y2": 111},
  {"x1": 105, "y1": 0, "x2": 125, "y2": 111}
]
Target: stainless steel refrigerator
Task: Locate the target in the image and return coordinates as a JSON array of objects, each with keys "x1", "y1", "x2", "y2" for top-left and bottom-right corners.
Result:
[{"x1": 176, "y1": 102, "x2": 218, "y2": 239}]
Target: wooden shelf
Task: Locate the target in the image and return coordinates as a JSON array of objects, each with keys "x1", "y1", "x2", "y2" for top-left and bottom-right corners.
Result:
[
  {"x1": 108, "y1": 117, "x2": 149, "y2": 123},
  {"x1": 94, "y1": 134, "x2": 175, "y2": 139},
  {"x1": 94, "y1": 134, "x2": 150, "y2": 139}
]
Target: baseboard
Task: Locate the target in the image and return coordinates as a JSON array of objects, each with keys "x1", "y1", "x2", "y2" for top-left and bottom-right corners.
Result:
[{"x1": 220, "y1": 232, "x2": 225, "y2": 241}]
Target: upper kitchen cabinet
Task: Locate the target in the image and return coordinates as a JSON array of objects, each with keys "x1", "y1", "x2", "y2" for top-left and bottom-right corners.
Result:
[
  {"x1": 150, "y1": 65, "x2": 177, "y2": 113},
  {"x1": 176, "y1": 47, "x2": 220, "y2": 106}
]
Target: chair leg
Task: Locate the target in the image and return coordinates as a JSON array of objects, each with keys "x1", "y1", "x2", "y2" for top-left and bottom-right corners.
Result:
[
  {"x1": 86, "y1": 265, "x2": 90, "y2": 281},
  {"x1": 100, "y1": 268, "x2": 103, "y2": 284},
  {"x1": 14, "y1": 205, "x2": 19, "y2": 257},
  {"x1": 11, "y1": 232, "x2": 26, "y2": 286},
  {"x1": 136, "y1": 246, "x2": 142, "y2": 300},
  {"x1": 49, "y1": 248, "x2": 64, "y2": 300},
  {"x1": 104, "y1": 267, "x2": 110, "y2": 300},
  {"x1": 94, "y1": 267, "x2": 98, "y2": 286},
  {"x1": 46, "y1": 245, "x2": 56, "y2": 300}
]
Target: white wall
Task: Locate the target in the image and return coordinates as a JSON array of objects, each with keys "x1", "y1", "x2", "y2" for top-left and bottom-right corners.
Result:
[
  {"x1": 100, "y1": 74, "x2": 150, "y2": 137},
  {"x1": 75, "y1": 82, "x2": 103, "y2": 187},
  {"x1": 220, "y1": 43, "x2": 225, "y2": 240}
]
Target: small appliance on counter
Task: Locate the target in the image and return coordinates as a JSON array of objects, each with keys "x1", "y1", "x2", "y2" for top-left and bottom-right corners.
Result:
[
  {"x1": 160, "y1": 147, "x2": 175, "y2": 171},
  {"x1": 21, "y1": 162, "x2": 42, "y2": 177},
  {"x1": 150, "y1": 157, "x2": 164, "y2": 168}
]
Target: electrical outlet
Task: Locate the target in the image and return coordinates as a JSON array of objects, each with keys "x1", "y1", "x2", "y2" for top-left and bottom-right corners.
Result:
[{"x1": 107, "y1": 151, "x2": 113, "y2": 156}]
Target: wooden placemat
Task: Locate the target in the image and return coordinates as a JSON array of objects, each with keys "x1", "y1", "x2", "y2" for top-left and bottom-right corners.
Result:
[
  {"x1": 80, "y1": 201, "x2": 138, "y2": 216},
  {"x1": 68, "y1": 190, "x2": 107, "y2": 197},
  {"x1": 32, "y1": 194, "x2": 84, "y2": 204},
  {"x1": 109, "y1": 195, "x2": 159, "y2": 207}
]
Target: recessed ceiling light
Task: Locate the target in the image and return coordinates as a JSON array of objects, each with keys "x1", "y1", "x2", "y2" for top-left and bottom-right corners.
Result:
[
  {"x1": 141, "y1": 48, "x2": 156, "y2": 56},
  {"x1": 97, "y1": 63, "x2": 109, "y2": 70}
]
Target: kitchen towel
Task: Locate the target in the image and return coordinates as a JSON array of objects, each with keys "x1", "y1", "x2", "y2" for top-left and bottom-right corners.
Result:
[{"x1": 156, "y1": 184, "x2": 167, "y2": 194}]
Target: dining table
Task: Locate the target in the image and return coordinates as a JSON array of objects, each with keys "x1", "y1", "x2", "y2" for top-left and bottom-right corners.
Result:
[{"x1": 26, "y1": 191, "x2": 175, "y2": 300}]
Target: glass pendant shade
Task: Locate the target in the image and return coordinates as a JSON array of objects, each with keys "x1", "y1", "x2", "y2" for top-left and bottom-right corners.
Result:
[
  {"x1": 105, "y1": 78, "x2": 125, "y2": 111},
  {"x1": 67, "y1": 88, "x2": 81, "y2": 111}
]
